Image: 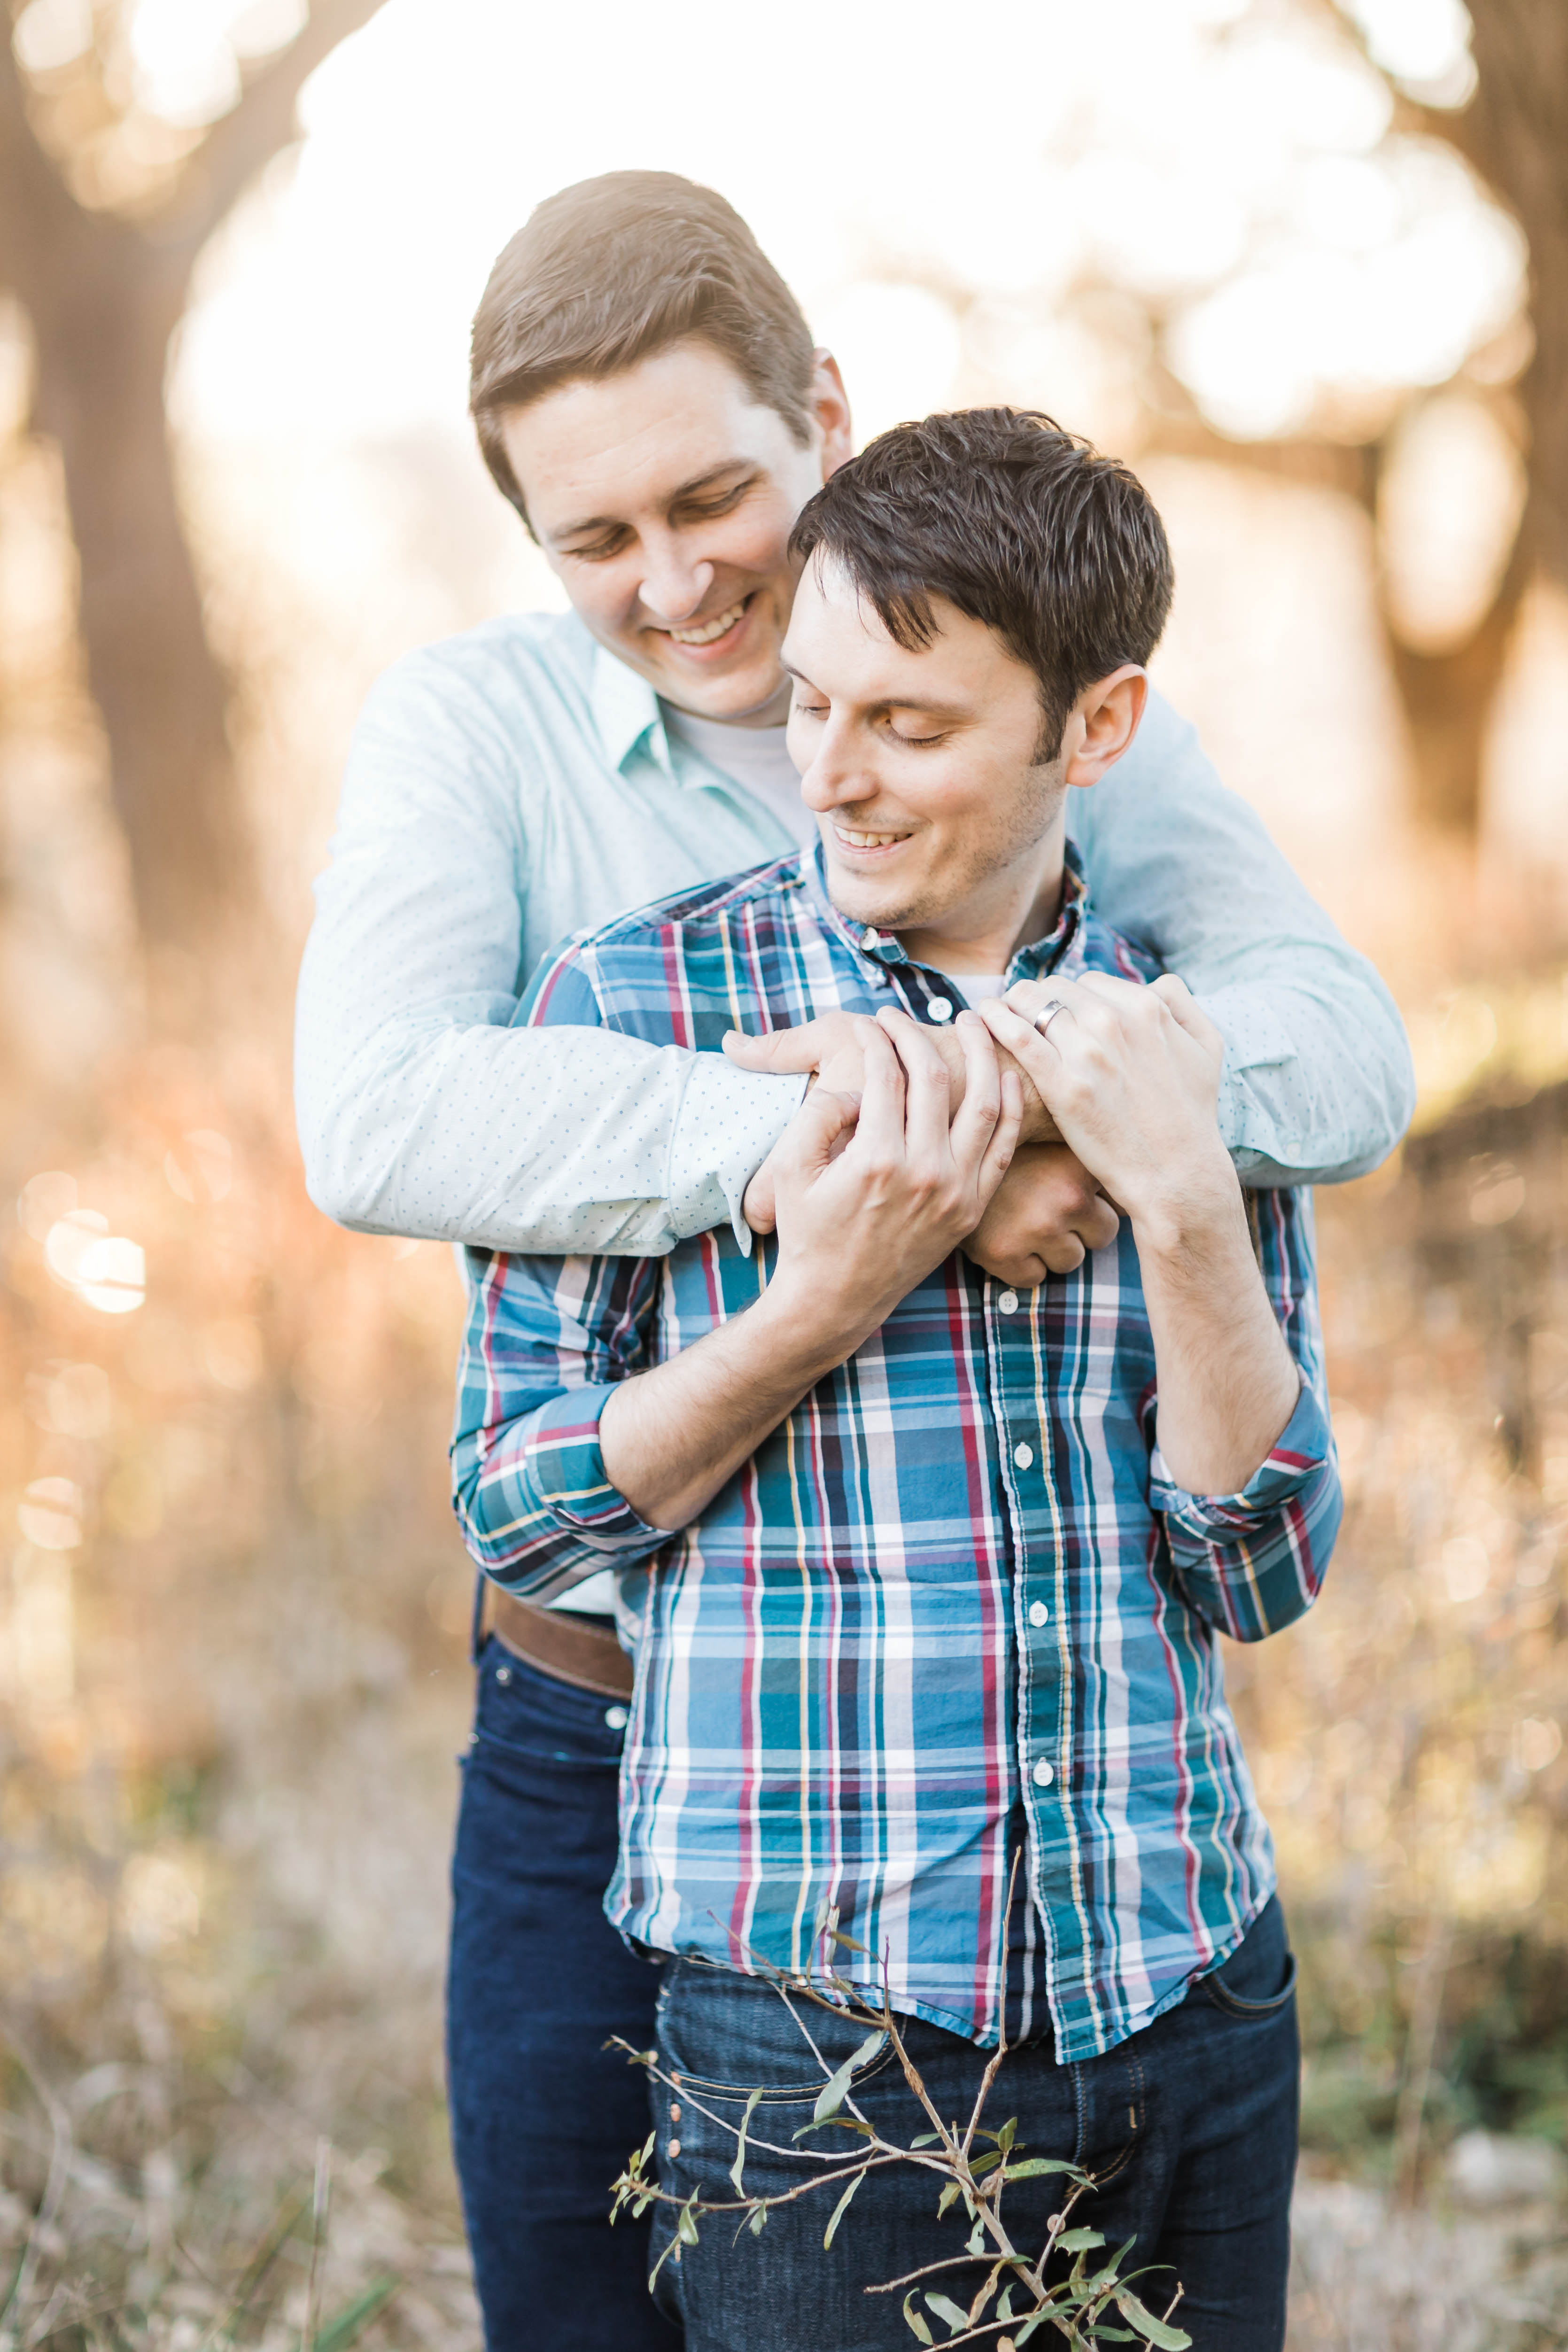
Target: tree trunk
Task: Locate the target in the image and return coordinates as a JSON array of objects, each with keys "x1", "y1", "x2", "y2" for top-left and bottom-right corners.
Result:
[
  {"x1": 1382, "y1": 532, "x2": 1532, "y2": 836},
  {"x1": 27, "y1": 214, "x2": 245, "y2": 952},
  {"x1": 1439, "y1": 0, "x2": 1568, "y2": 589}
]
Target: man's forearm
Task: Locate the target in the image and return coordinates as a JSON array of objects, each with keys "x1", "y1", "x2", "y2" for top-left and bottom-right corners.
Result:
[
  {"x1": 1135, "y1": 1180, "x2": 1301, "y2": 1495},
  {"x1": 598, "y1": 1279, "x2": 865, "y2": 1528}
]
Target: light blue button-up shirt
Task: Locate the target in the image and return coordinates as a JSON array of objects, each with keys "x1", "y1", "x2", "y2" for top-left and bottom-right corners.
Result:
[{"x1": 295, "y1": 608, "x2": 1414, "y2": 1255}]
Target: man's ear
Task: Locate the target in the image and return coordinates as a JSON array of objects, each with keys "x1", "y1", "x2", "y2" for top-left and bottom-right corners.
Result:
[
  {"x1": 1062, "y1": 667, "x2": 1147, "y2": 792},
  {"x1": 810, "y1": 351, "x2": 855, "y2": 481}
]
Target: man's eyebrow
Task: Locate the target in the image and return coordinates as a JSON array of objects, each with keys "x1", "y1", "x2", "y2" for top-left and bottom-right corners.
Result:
[{"x1": 551, "y1": 463, "x2": 754, "y2": 544}]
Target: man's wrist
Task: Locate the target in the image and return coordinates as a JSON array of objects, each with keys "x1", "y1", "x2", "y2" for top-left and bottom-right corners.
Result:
[
  {"x1": 1123, "y1": 1151, "x2": 1243, "y2": 1263},
  {"x1": 761, "y1": 1260, "x2": 883, "y2": 1371}
]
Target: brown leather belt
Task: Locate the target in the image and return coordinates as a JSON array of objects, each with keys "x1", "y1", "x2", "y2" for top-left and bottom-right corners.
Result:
[{"x1": 483, "y1": 1585, "x2": 635, "y2": 1701}]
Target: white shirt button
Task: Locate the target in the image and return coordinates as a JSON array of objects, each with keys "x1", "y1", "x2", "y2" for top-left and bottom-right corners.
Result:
[
  {"x1": 1032, "y1": 1757, "x2": 1055, "y2": 1787},
  {"x1": 998, "y1": 1290, "x2": 1019, "y2": 1315},
  {"x1": 1014, "y1": 1443, "x2": 1034, "y2": 1469},
  {"x1": 928, "y1": 997, "x2": 954, "y2": 1023},
  {"x1": 605, "y1": 1705, "x2": 629, "y2": 1731},
  {"x1": 1029, "y1": 1600, "x2": 1049, "y2": 1627},
  {"x1": 861, "y1": 927, "x2": 881, "y2": 951}
]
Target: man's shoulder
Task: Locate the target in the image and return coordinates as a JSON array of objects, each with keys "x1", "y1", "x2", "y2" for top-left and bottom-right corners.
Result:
[
  {"x1": 569, "y1": 856, "x2": 805, "y2": 960},
  {"x1": 359, "y1": 609, "x2": 597, "y2": 735},
  {"x1": 527, "y1": 856, "x2": 808, "y2": 1028},
  {"x1": 1075, "y1": 904, "x2": 1165, "y2": 988}
]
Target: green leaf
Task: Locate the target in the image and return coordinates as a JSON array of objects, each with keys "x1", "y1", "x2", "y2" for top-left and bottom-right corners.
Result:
[
  {"x1": 937, "y1": 2180, "x2": 962, "y2": 2219},
  {"x1": 964, "y1": 2218, "x2": 987, "y2": 2255},
  {"x1": 1015, "y1": 2317, "x2": 1049, "y2": 2347},
  {"x1": 925, "y1": 2290, "x2": 971, "y2": 2334},
  {"x1": 910, "y1": 2131, "x2": 942, "y2": 2147},
  {"x1": 813, "y1": 2030, "x2": 886, "y2": 2124},
  {"x1": 829, "y1": 1926, "x2": 873, "y2": 1957},
  {"x1": 1115, "y1": 2290, "x2": 1192, "y2": 2349},
  {"x1": 969, "y1": 2150, "x2": 1004, "y2": 2178},
  {"x1": 823, "y1": 2167, "x2": 864, "y2": 2249},
  {"x1": 676, "y1": 2195, "x2": 701, "y2": 2248},
  {"x1": 1003, "y1": 2157, "x2": 1082, "y2": 2182},
  {"x1": 902, "y1": 2290, "x2": 935, "y2": 2344},
  {"x1": 1057, "y1": 2228, "x2": 1107, "y2": 2253},
  {"x1": 997, "y1": 2116, "x2": 1018, "y2": 2155},
  {"x1": 998, "y1": 2284, "x2": 1016, "y2": 2321},
  {"x1": 730, "y1": 2088, "x2": 762, "y2": 2195},
  {"x1": 749, "y1": 2204, "x2": 768, "y2": 2236},
  {"x1": 313, "y1": 2276, "x2": 400, "y2": 2352}
]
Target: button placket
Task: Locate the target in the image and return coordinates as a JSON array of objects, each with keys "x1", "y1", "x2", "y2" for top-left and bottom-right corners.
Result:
[{"x1": 989, "y1": 1282, "x2": 1063, "y2": 1849}]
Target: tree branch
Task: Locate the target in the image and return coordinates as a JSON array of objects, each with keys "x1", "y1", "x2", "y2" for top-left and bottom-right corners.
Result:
[
  {"x1": 1134, "y1": 409, "x2": 1378, "y2": 508},
  {"x1": 156, "y1": 0, "x2": 390, "y2": 251}
]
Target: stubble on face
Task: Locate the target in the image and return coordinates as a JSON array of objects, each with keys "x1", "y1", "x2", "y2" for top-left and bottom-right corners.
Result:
[{"x1": 823, "y1": 754, "x2": 1067, "y2": 937}]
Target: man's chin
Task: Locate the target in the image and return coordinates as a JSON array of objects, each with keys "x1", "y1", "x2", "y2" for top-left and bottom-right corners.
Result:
[{"x1": 823, "y1": 875, "x2": 930, "y2": 939}]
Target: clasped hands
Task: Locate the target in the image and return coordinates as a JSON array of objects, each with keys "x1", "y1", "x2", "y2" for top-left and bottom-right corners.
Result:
[{"x1": 724, "y1": 972, "x2": 1228, "y2": 1292}]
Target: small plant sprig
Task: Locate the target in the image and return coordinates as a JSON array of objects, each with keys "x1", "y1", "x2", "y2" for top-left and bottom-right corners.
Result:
[{"x1": 610, "y1": 1878, "x2": 1190, "y2": 2351}]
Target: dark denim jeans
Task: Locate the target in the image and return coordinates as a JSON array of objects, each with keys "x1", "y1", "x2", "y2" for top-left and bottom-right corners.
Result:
[
  {"x1": 446, "y1": 1642, "x2": 683, "y2": 2352},
  {"x1": 650, "y1": 1899, "x2": 1299, "y2": 2352}
]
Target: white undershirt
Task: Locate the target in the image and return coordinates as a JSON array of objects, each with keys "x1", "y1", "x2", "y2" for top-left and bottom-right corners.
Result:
[{"x1": 662, "y1": 705, "x2": 818, "y2": 852}]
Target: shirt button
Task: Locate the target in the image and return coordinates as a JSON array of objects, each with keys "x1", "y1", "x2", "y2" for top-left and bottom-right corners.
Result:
[
  {"x1": 928, "y1": 996, "x2": 954, "y2": 1023},
  {"x1": 998, "y1": 1290, "x2": 1019, "y2": 1315},
  {"x1": 1029, "y1": 1600, "x2": 1049, "y2": 1628},
  {"x1": 1014, "y1": 1443, "x2": 1034, "y2": 1469},
  {"x1": 668, "y1": 2138, "x2": 682, "y2": 2158},
  {"x1": 1032, "y1": 1758, "x2": 1055, "y2": 1787},
  {"x1": 605, "y1": 1704, "x2": 629, "y2": 1731},
  {"x1": 860, "y1": 927, "x2": 881, "y2": 951}
]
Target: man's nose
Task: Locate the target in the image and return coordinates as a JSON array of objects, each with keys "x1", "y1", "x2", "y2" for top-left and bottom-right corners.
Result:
[
  {"x1": 799, "y1": 722, "x2": 869, "y2": 812},
  {"x1": 639, "y1": 546, "x2": 715, "y2": 627}
]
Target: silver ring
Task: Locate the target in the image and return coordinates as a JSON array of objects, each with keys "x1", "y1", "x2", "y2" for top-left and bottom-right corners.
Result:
[{"x1": 1032, "y1": 999, "x2": 1072, "y2": 1040}]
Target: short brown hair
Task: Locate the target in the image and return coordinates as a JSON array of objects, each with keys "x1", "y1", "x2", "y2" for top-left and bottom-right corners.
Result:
[
  {"x1": 791, "y1": 409, "x2": 1173, "y2": 757},
  {"x1": 469, "y1": 171, "x2": 817, "y2": 522}
]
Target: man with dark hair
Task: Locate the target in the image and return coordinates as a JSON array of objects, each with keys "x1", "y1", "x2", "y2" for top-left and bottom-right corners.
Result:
[
  {"x1": 452, "y1": 410, "x2": 1338, "y2": 2352},
  {"x1": 295, "y1": 171, "x2": 1405, "y2": 2352}
]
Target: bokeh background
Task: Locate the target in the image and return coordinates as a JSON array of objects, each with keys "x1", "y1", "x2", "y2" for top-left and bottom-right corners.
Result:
[{"x1": 2, "y1": 1, "x2": 1568, "y2": 2343}]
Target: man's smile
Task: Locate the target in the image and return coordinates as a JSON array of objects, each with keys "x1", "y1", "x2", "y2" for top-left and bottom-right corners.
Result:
[
  {"x1": 655, "y1": 595, "x2": 753, "y2": 650},
  {"x1": 831, "y1": 821, "x2": 915, "y2": 852}
]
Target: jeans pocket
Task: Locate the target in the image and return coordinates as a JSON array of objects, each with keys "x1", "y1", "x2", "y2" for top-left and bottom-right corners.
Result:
[
  {"x1": 659, "y1": 1961, "x2": 898, "y2": 2108},
  {"x1": 1196, "y1": 1898, "x2": 1297, "y2": 2018},
  {"x1": 470, "y1": 1640, "x2": 627, "y2": 1769}
]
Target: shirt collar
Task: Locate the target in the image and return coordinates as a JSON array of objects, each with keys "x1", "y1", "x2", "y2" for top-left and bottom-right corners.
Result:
[
  {"x1": 589, "y1": 642, "x2": 677, "y2": 782},
  {"x1": 801, "y1": 838, "x2": 1092, "y2": 985}
]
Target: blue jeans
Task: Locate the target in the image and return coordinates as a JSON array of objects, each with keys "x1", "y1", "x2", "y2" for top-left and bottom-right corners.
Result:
[
  {"x1": 446, "y1": 1642, "x2": 683, "y2": 2352},
  {"x1": 649, "y1": 1899, "x2": 1298, "y2": 2352}
]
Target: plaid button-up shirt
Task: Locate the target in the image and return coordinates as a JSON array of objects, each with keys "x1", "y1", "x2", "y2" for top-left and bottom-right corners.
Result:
[{"x1": 450, "y1": 847, "x2": 1341, "y2": 2059}]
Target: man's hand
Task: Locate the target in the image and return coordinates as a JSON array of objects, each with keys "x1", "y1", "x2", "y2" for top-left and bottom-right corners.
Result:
[
  {"x1": 978, "y1": 973, "x2": 1301, "y2": 1495},
  {"x1": 725, "y1": 1006, "x2": 1058, "y2": 1234},
  {"x1": 963, "y1": 1145, "x2": 1120, "y2": 1286},
  {"x1": 977, "y1": 973, "x2": 1233, "y2": 1248},
  {"x1": 598, "y1": 1009, "x2": 1020, "y2": 1533},
  {"x1": 767, "y1": 1009, "x2": 1023, "y2": 1341}
]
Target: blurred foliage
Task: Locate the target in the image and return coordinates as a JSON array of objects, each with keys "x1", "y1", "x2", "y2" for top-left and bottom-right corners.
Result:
[{"x1": 0, "y1": 1033, "x2": 481, "y2": 2344}]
